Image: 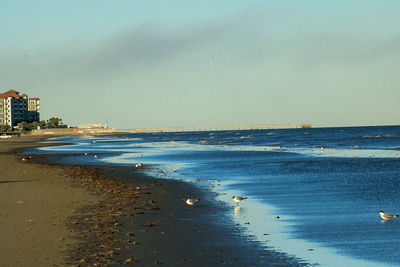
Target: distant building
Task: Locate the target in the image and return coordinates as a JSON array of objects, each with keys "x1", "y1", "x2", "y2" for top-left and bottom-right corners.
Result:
[
  {"x1": 0, "y1": 90, "x2": 40, "y2": 127},
  {"x1": 78, "y1": 124, "x2": 104, "y2": 129}
]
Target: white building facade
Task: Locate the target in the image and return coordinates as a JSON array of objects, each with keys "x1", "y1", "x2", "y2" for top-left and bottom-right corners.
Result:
[{"x1": 0, "y1": 90, "x2": 40, "y2": 127}]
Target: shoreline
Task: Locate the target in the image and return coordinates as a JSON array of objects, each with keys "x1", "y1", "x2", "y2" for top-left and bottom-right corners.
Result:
[{"x1": 1, "y1": 136, "x2": 307, "y2": 266}]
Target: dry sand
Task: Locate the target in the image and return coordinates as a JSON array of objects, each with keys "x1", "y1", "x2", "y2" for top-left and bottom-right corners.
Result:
[{"x1": 0, "y1": 136, "x2": 100, "y2": 266}]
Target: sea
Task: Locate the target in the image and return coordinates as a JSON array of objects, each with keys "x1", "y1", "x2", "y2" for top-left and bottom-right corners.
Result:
[{"x1": 33, "y1": 125, "x2": 400, "y2": 266}]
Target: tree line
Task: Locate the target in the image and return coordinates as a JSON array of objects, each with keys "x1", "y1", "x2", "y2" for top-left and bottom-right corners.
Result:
[{"x1": 0, "y1": 117, "x2": 67, "y2": 132}]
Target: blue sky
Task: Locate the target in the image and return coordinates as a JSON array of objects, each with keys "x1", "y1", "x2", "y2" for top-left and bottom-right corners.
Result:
[{"x1": 1, "y1": 1, "x2": 399, "y2": 128}]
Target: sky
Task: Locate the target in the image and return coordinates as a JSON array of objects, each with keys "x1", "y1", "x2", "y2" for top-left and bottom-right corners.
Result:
[{"x1": 1, "y1": 0, "x2": 399, "y2": 128}]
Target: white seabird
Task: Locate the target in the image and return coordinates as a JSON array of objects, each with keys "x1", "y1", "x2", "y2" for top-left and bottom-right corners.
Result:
[
  {"x1": 22, "y1": 156, "x2": 32, "y2": 161},
  {"x1": 94, "y1": 155, "x2": 98, "y2": 159},
  {"x1": 380, "y1": 211, "x2": 399, "y2": 220},
  {"x1": 186, "y1": 198, "x2": 199, "y2": 206},
  {"x1": 232, "y1": 196, "x2": 247, "y2": 205}
]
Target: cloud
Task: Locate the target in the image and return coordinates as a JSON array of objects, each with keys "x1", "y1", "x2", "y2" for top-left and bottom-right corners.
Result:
[
  {"x1": 4, "y1": 9, "x2": 400, "y2": 86},
  {"x1": 46, "y1": 19, "x2": 240, "y2": 81}
]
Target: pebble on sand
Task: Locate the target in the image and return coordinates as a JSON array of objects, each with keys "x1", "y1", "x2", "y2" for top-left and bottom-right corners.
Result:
[{"x1": 105, "y1": 250, "x2": 115, "y2": 258}]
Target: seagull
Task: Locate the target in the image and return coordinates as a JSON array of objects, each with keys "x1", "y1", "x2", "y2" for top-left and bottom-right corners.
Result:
[
  {"x1": 186, "y1": 198, "x2": 199, "y2": 206},
  {"x1": 94, "y1": 155, "x2": 98, "y2": 159},
  {"x1": 380, "y1": 211, "x2": 399, "y2": 220},
  {"x1": 135, "y1": 163, "x2": 142, "y2": 168},
  {"x1": 232, "y1": 196, "x2": 247, "y2": 205},
  {"x1": 22, "y1": 156, "x2": 32, "y2": 161}
]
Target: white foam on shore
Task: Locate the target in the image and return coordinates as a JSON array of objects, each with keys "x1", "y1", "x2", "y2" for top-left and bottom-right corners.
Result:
[{"x1": 40, "y1": 135, "x2": 400, "y2": 159}]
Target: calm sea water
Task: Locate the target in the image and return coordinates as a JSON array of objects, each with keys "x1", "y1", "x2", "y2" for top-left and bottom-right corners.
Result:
[{"x1": 37, "y1": 126, "x2": 400, "y2": 266}]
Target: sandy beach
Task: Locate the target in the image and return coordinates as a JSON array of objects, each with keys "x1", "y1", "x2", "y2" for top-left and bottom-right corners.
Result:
[
  {"x1": 0, "y1": 136, "x2": 100, "y2": 266},
  {"x1": 0, "y1": 136, "x2": 305, "y2": 266}
]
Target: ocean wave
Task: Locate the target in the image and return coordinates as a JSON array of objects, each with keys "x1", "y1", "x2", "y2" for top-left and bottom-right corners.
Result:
[{"x1": 362, "y1": 134, "x2": 394, "y2": 138}]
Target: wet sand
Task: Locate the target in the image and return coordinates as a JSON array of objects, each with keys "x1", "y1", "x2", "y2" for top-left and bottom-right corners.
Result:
[{"x1": 1, "y1": 136, "x2": 306, "y2": 266}]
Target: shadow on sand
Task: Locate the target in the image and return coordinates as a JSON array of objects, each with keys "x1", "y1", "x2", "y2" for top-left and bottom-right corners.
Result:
[{"x1": 0, "y1": 179, "x2": 35, "y2": 184}]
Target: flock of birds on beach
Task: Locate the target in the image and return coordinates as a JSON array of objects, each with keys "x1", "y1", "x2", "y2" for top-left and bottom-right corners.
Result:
[
  {"x1": 89, "y1": 150, "x2": 144, "y2": 169},
  {"x1": 20, "y1": 135, "x2": 400, "y2": 223},
  {"x1": 22, "y1": 148, "x2": 400, "y2": 222},
  {"x1": 185, "y1": 196, "x2": 249, "y2": 206},
  {"x1": 185, "y1": 194, "x2": 400, "y2": 221},
  {"x1": 35, "y1": 139, "x2": 400, "y2": 217},
  {"x1": 85, "y1": 138, "x2": 400, "y2": 216}
]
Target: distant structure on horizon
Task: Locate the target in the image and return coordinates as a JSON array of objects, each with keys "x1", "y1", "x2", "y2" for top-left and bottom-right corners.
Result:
[
  {"x1": 78, "y1": 123, "x2": 104, "y2": 129},
  {"x1": 0, "y1": 90, "x2": 40, "y2": 127},
  {"x1": 121, "y1": 123, "x2": 312, "y2": 133}
]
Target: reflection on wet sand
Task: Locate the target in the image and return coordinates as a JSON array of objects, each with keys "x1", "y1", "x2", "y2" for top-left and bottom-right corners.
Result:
[
  {"x1": 380, "y1": 219, "x2": 396, "y2": 224},
  {"x1": 234, "y1": 206, "x2": 245, "y2": 217}
]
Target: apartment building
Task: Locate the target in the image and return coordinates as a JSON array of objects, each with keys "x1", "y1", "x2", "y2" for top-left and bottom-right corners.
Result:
[
  {"x1": 0, "y1": 90, "x2": 40, "y2": 127},
  {"x1": 28, "y1": 98, "x2": 40, "y2": 122}
]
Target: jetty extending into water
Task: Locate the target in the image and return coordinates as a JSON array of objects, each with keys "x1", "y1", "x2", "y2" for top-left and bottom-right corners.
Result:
[
  {"x1": 120, "y1": 123, "x2": 312, "y2": 133},
  {"x1": 22, "y1": 124, "x2": 311, "y2": 135}
]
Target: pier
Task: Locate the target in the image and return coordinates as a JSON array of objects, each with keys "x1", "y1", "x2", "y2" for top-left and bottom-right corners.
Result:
[{"x1": 119, "y1": 123, "x2": 311, "y2": 133}]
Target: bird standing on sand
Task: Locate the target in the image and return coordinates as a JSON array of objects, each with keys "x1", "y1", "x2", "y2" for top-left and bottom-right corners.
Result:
[
  {"x1": 380, "y1": 211, "x2": 399, "y2": 220},
  {"x1": 22, "y1": 156, "x2": 32, "y2": 161},
  {"x1": 232, "y1": 196, "x2": 247, "y2": 205},
  {"x1": 186, "y1": 198, "x2": 200, "y2": 206}
]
